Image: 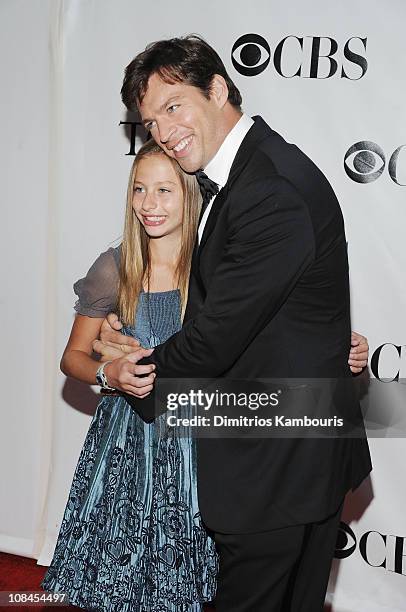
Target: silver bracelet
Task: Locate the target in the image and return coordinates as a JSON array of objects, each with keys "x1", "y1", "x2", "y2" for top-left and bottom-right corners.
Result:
[{"x1": 95, "y1": 361, "x2": 115, "y2": 391}]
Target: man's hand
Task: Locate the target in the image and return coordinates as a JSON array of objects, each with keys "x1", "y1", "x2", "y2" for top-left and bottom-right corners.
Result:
[
  {"x1": 93, "y1": 313, "x2": 141, "y2": 362},
  {"x1": 349, "y1": 331, "x2": 369, "y2": 374},
  {"x1": 104, "y1": 348, "x2": 156, "y2": 397}
]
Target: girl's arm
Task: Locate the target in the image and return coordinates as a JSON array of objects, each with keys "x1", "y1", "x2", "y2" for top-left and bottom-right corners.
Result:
[
  {"x1": 67, "y1": 246, "x2": 154, "y2": 395},
  {"x1": 61, "y1": 314, "x2": 155, "y2": 395},
  {"x1": 61, "y1": 314, "x2": 105, "y2": 384}
]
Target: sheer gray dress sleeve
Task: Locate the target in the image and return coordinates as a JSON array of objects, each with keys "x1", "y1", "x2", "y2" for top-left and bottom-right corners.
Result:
[{"x1": 73, "y1": 246, "x2": 120, "y2": 317}]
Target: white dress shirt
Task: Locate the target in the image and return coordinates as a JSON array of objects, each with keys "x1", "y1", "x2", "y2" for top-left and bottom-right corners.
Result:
[{"x1": 198, "y1": 114, "x2": 254, "y2": 243}]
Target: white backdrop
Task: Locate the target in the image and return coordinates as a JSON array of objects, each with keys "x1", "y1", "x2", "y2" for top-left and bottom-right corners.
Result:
[{"x1": 1, "y1": 1, "x2": 405, "y2": 610}]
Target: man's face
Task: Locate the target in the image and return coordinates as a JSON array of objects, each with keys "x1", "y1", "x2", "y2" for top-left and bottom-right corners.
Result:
[{"x1": 139, "y1": 73, "x2": 222, "y2": 173}]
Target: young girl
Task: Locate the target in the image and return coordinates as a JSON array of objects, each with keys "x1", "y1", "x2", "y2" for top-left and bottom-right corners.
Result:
[{"x1": 42, "y1": 140, "x2": 218, "y2": 611}]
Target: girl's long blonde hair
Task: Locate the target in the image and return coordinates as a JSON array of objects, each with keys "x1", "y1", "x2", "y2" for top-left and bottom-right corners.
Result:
[{"x1": 117, "y1": 139, "x2": 201, "y2": 325}]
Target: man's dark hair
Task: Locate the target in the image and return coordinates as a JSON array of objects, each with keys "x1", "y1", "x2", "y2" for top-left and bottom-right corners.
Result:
[{"x1": 121, "y1": 35, "x2": 242, "y2": 111}]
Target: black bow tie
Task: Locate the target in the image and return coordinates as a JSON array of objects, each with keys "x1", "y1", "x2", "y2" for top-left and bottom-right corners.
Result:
[{"x1": 195, "y1": 169, "x2": 220, "y2": 212}]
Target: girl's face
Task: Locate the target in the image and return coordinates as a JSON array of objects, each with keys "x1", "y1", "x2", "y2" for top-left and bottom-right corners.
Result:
[{"x1": 132, "y1": 153, "x2": 184, "y2": 240}]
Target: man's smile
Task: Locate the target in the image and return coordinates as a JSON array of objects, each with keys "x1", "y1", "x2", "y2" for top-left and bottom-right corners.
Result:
[{"x1": 172, "y1": 135, "x2": 193, "y2": 158}]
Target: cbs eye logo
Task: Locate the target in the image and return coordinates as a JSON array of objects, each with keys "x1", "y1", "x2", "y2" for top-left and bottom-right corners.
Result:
[
  {"x1": 335, "y1": 522, "x2": 357, "y2": 559},
  {"x1": 344, "y1": 141, "x2": 406, "y2": 185},
  {"x1": 231, "y1": 34, "x2": 271, "y2": 76}
]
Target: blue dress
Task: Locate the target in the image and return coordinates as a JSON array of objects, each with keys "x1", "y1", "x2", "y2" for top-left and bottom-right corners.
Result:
[{"x1": 42, "y1": 289, "x2": 218, "y2": 611}]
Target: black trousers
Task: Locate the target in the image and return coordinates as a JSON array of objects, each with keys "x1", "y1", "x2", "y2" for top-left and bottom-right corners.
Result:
[{"x1": 213, "y1": 503, "x2": 343, "y2": 612}]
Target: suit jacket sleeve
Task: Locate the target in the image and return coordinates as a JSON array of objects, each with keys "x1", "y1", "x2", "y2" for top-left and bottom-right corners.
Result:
[{"x1": 126, "y1": 176, "x2": 315, "y2": 421}]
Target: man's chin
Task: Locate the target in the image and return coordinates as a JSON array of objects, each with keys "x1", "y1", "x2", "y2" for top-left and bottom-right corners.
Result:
[{"x1": 175, "y1": 157, "x2": 200, "y2": 173}]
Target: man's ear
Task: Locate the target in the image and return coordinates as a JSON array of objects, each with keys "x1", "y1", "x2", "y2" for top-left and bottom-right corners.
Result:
[{"x1": 210, "y1": 74, "x2": 229, "y2": 109}]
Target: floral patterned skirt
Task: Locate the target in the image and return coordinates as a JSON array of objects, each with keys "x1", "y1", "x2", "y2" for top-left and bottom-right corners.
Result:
[{"x1": 42, "y1": 395, "x2": 218, "y2": 611}]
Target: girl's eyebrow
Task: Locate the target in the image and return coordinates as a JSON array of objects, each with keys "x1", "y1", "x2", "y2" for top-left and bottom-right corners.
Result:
[{"x1": 133, "y1": 180, "x2": 178, "y2": 186}]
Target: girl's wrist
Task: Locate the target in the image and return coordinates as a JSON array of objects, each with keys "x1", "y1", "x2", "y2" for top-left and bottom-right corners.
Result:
[{"x1": 95, "y1": 361, "x2": 115, "y2": 390}]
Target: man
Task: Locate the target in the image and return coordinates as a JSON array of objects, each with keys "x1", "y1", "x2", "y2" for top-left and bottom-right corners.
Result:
[{"x1": 96, "y1": 36, "x2": 371, "y2": 611}]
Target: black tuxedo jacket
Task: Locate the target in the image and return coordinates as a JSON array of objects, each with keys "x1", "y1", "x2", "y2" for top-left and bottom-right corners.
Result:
[{"x1": 129, "y1": 116, "x2": 371, "y2": 533}]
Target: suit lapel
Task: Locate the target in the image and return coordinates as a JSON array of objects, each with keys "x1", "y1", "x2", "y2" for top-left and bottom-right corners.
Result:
[
  {"x1": 198, "y1": 186, "x2": 228, "y2": 251},
  {"x1": 193, "y1": 116, "x2": 272, "y2": 276}
]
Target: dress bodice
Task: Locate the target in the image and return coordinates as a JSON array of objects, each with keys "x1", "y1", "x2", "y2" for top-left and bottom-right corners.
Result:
[{"x1": 125, "y1": 289, "x2": 182, "y2": 349}]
